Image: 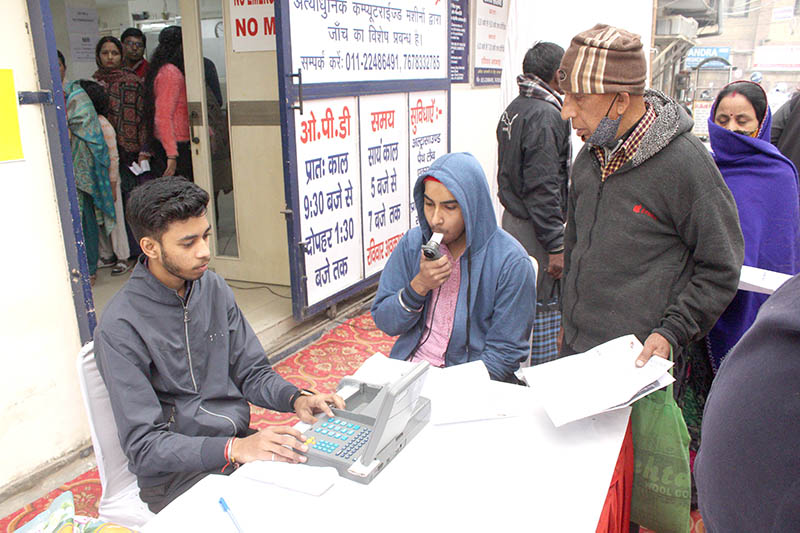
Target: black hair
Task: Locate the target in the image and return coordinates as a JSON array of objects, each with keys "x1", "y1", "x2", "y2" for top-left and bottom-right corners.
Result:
[
  {"x1": 714, "y1": 81, "x2": 768, "y2": 126},
  {"x1": 144, "y1": 26, "x2": 184, "y2": 147},
  {"x1": 57, "y1": 49, "x2": 66, "y2": 69},
  {"x1": 78, "y1": 79, "x2": 109, "y2": 116},
  {"x1": 120, "y1": 27, "x2": 146, "y2": 49},
  {"x1": 95, "y1": 36, "x2": 123, "y2": 69},
  {"x1": 522, "y1": 42, "x2": 565, "y2": 83},
  {"x1": 126, "y1": 176, "x2": 209, "y2": 242}
]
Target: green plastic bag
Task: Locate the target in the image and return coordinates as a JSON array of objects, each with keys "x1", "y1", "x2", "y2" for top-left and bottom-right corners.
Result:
[{"x1": 630, "y1": 373, "x2": 692, "y2": 533}]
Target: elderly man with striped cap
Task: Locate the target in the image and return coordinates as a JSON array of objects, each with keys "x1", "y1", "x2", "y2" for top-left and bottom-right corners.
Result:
[{"x1": 557, "y1": 24, "x2": 743, "y2": 531}]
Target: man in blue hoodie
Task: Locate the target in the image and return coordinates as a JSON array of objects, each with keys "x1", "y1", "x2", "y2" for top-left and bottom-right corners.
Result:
[{"x1": 372, "y1": 152, "x2": 536, "y2": 382}]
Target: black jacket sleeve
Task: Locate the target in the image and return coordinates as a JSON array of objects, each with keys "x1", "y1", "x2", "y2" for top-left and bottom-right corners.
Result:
[{"x1": 519, "y1": 111, "x2": 568, "y2": 252}]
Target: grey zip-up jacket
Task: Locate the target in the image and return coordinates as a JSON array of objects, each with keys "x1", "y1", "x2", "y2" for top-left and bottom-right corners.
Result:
[
  {"x1": 563, "y1": 89, "x2": 744, "y2": 355},
  {"x1": 95, "y1": 258, "x2": 298, "y2": 488}
]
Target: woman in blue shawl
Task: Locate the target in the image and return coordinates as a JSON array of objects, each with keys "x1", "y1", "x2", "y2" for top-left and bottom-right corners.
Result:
[
  {"x1": 64, "y1": 80, "x2": 115, "y2": 282},
  {"x1": 708, "y1": 80, "x2": 800, "y2": 369}
]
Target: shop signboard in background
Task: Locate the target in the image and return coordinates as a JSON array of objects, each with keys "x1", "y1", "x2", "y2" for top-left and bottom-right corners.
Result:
[
  {"x1": 449, "y1": 0, "x2": 469, "y2": 83},
  {"x1": 66, "y1": 7, "x2": 99, "y2": 63},
  {"x1": 473, "y1": 0, "x2": 509, "y2": 86},
  {"x1": 685, "y1": 46, "x2": 730, "y2": 70},
  {"x1": 753, "y1": 45, "x2": 800, "y2": 71},
  {"x1": 230, "y1": 0, "x2": 277, "y2": 52},
  {"x1": 288, "y1": 1, "x2": 448, "y2": 84}
]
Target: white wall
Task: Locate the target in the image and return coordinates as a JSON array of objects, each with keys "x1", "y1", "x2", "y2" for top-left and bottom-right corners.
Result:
[
  {"x1": 98, "y1": 4, "x2": 132, "y2": 36},
  {"x1": 51, "y1": 0, "x2": 101, "y2": 81},
  {"x1": 470, "y1": 0, "x2": 656, "y2": 217},
  {"x1": 128, "y1": 0, "x2": 180, "y2": 21},
  {"x1": 0, "y1": 0, "x2": 88, "y2": 490}
]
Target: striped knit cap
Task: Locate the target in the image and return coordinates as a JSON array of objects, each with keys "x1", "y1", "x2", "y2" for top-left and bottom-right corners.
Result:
[{"x1": 557, "y1": 24, "x2": 646, "y2": 95}]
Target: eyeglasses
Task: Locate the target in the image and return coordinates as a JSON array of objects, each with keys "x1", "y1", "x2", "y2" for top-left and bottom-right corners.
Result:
[{"x1": 124, "y1": 41, "x2": 144, "y2": 49}]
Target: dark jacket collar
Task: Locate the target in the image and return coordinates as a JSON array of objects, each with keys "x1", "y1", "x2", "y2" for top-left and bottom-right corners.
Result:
[{"x1": 129, "y1": 255, "x2": 197, "y2": 306}]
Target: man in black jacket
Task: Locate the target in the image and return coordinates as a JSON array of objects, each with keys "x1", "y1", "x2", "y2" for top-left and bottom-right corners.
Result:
[
  {"x1": 771, "y1": 89, "x2": 800, "y2": 172},
  {"x1": 95, "y1": 177, "x2": 344, "y2": 512},
  {"x1": 496, "y1": 42, "x2": 571, "y2": 313}
]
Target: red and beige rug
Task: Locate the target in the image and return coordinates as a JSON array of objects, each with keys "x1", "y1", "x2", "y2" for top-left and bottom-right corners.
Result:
[{"x1": 0, "y1": 313, "x2": 703, "y2": 532}]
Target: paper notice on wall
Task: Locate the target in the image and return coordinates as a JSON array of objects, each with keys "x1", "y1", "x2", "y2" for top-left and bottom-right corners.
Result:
[
  {"x1": 0, "y1": 70, "x2": 23, "y2": 163},
  {"x1": 66, "y1": 7, "x2": 99, "y2": 64},
  {"x1": 473, "y1": 0, "x2": 509, "y2": 86},
  {"x1": 230, "y1": 0, "x2": 277, "y2": 52}
]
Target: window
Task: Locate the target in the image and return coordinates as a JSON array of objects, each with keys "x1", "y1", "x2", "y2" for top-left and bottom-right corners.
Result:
[{"x1": 727, "y1": 0, "x2": 750, "y2": 18}]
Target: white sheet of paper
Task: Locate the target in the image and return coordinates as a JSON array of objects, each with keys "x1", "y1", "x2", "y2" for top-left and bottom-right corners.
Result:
[
  {"x1": 346, "y1": 354, "x2": 523, "y2": 425},
  {"x1": 521, "y1": 335, "x2": 674, "y2": 427},
  {"x1": 738, "y1": 265, "x2": 792, "y2": 295},
  {"x1": 348, "y1": 352, "x2": 411, "y2": 385},
  {"x1": 235, "y1": 460, "x2": 338, "y2": 496},
  {"x1": 140, "y1": 158, "x2": 150, "y2": 172}
]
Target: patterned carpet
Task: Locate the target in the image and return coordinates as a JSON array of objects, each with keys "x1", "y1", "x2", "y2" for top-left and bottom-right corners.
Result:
[{"x1": 0, "y1": 312, "x2": 704, "y2": 532}]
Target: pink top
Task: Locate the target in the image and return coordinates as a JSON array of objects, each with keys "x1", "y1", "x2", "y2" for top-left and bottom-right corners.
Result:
[
  {"x1": 412, "y1": 245, "x2": 461, "y2": 368},
  {"x1": 153, "y1": 63, "x2": 189, "y2": 157}
]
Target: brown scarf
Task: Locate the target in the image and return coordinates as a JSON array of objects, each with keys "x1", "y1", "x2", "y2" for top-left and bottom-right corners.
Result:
[{"x1": 92, "y1": 67, "x2": 148, "y2": 158}]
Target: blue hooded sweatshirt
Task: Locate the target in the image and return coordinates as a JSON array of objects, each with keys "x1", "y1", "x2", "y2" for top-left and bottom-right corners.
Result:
[{"x1": 371, "y1": 152, "x2": 536, "y2": 382}]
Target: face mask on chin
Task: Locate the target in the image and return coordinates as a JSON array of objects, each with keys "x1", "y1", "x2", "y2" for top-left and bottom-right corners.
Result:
[{"x1": 586, "y1": 94, "x2": 622, "y2": 148}]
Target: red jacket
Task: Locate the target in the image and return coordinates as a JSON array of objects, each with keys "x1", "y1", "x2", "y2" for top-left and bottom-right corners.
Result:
[{"x1": 153, "y1": 64, "x2": 189, "y2": 158}]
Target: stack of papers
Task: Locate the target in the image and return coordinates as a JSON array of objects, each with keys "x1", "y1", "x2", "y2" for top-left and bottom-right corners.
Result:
[
  {"x1": 738, "y1": 265, "x2": 792, "y2": 295},
  {"x1": 521, "y1": 335, "x2": 674, "y2": 427}
]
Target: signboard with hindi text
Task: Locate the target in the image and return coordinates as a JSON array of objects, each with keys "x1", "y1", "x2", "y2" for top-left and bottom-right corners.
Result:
[
  {"x1": 359, "y1": 93, "x2": 410, "y2": 278},
  {"x1": 296, "y1": 97, "x2": 363, "y2": 306},
  {"x1": 277, "y1": 1, "x2": 451, "y2": 319},
  {"x1": 408, "y1": 90, "x2": 448, "y2": 227},
  {"x1": 288, "y1": 0, "x2": 448, "y2": 84},
  {"x1": 473, "y1": 0, "x2": 508, "y2": 86}
]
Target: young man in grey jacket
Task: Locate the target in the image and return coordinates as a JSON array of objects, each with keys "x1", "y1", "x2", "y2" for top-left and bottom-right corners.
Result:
[
  {"x1": 556, "y1": 24, "x2": 744, "y2": 529},
  {"x1": 95, "y1": 177, "x2": 344, "y2": 512}
]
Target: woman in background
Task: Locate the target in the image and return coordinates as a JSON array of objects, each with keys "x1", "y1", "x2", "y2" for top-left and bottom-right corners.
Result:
[
  {"x1": 92, "y1": 36, "x2": 148, "y2": 275},
  {"x1": 679, "y1": 81, "x2": 800, "y2": 503},
  {"x1": 707, "y1": 80, "x2": 800, "y2": 369},
  {"x1": 144, "y1": 25, "x2": 192, "y2": 180},
  {"x1": 64, "y1": 80, "x2": 114, "y2": 285},
  {"x1": 80, "y1": 79, "x2": 130, "y2": 272}
]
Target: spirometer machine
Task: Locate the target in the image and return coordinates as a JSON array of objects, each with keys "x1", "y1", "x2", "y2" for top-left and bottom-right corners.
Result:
[{"x1": 301, "y1": 361, "x2": 431, "y2": 484}]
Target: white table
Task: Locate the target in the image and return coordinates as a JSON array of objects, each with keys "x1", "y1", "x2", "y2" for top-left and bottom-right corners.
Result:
[{"x1": 142, "y1": 381, "x2": 629, "y2": 532}]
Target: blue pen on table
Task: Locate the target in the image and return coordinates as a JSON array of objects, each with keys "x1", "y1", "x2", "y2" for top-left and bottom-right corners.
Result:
[{"x1": 219, "y1": 497, "x2": 244, "y2": 533}]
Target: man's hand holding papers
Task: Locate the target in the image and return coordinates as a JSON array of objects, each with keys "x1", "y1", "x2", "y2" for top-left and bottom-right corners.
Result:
[{"x1": 521, "y1": 335, "x2": 675, "y2": 427}]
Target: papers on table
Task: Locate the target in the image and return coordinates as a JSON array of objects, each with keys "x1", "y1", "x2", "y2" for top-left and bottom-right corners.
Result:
[
  {"x1": 521, "y1": 335, "x2": 674, "y2": 427},
  {"x1": 738, "y1": 265, "x2": 792, "y2": 295},
  {"x1": 235, "y1": 460, "x2": 338, "y2": 496},
  {"x1": 348, "y1": 353, "x2": 531, "y2": 425}
]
